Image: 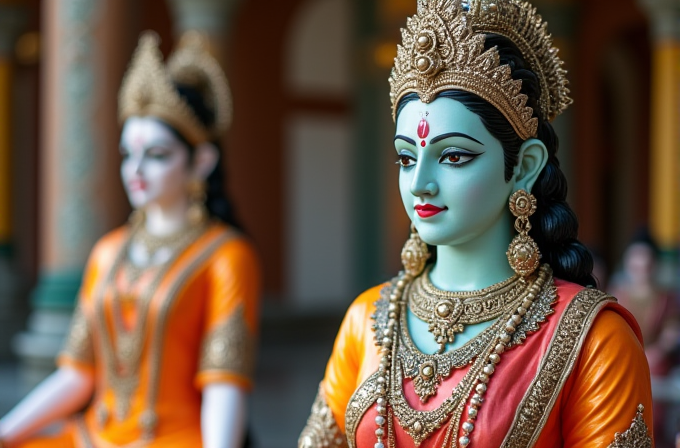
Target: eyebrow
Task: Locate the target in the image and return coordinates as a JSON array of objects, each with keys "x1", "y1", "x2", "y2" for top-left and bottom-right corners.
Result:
[
  {"x1": 394, "y1": 135, "x2": 416, "y2": 146},
  {"x1": 430, "y1": 132, "x2": 484, "y2": 145}
]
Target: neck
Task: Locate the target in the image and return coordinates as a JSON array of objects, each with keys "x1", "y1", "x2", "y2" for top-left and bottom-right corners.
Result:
[
  {"x1": 429, "y1": 213, "x2": 516, "y2": 291},
  {"x1": 142, "y1": 198, "x2": 191, "y2": 237}
]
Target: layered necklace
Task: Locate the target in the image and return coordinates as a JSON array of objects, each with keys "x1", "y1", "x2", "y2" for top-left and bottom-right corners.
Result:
[
  {"x1": 95, "y1": 220, "x2": 207, "y2": 425},
  {"x1": 373, "y1": 264, "x2": 552, "y2": 448}
]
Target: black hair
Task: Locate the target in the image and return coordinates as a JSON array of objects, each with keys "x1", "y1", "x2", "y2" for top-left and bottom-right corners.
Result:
[
  {"x1": 397, "y1": 34, "x2": 595, "y2": 287},
  {"x1": 158, "y1": 83, "x2": 241, "y2": 229}
]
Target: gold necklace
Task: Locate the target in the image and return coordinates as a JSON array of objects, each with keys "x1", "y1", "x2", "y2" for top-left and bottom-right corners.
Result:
[
  {"x1": 398, "y1": 297, "x2": 506, "y2": 403},
  {"x1": 409, "y1": 267, "x2": 523, "y2": 353},
  {"x1": 372, "y1": 265, "x2": 552, "y2": 448},
  {"x1": 95, "y1": 221, "x2": 207, "y2": 422}
]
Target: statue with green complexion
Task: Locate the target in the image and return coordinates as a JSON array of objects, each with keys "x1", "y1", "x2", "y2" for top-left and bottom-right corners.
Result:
[{"x1": 395, "y1": 97, "x2": 548, "y2": 354}]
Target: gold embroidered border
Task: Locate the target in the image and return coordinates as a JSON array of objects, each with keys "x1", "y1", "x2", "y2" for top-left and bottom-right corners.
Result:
[
  {"x1": 198, "y1": 304, "x2": 256, "y2": 379},
  {"x1": 501, "y1": 288, "x2": 614, "y2": 448},
  {"x1": 299, "y1": 383, "x2": 349, "y2": 448},
  {"x1": 345, "y1": 372, "x2": 380, "y2": 448},
  {"x1": 62, "y1": 305, "x2": 94, "y2": 366},
  {"x1": 145, "y1": 230, "x2": 240, "y2": 422},
  {"x1": 607, "y1": 404, "x2": 652, "y2": 448}
]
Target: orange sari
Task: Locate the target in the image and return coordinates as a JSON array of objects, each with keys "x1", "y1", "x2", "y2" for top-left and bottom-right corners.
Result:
[
  {"x1": 300, "y1": 276, "x2": 653, "y2": 448},
  {"x1": 21, "y1": 223, "x2": 261, "y2": 448}
]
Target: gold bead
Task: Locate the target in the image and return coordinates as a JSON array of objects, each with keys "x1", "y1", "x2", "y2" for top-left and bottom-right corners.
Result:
[
  {"x1": 417, "y1": 35, "x2": 431, "y2": 49},
  {"x1": 416, "y1": 57, "x2": 430, "y2": 71},
  {"x1": 436, "y1": 303, "x2": 451, "y2": 317}
]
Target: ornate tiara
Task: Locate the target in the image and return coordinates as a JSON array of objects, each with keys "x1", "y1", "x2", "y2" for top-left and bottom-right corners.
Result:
[
  {"x1": 389, "y1": 0, "x2": 572, "y2": 140},
  {"x1": 467, "y1": 0, "x2": 571, "y2": 122},
  {"x1": 118, "y1": 31, "x2": 233, "y2": 145}
]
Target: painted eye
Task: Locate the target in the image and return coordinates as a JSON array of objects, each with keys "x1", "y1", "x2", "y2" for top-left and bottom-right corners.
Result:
[
  {"x1": 439, "y1": 150, "x2": 478, "y2": 166},
  {"x1": 397, "y1": 154, "x2": 416, "y2": 168}
]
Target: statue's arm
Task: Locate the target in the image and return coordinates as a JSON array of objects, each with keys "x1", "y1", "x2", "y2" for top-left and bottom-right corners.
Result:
[{"x1": 0, "y1": 367, "x2": 94, "y2": 445}]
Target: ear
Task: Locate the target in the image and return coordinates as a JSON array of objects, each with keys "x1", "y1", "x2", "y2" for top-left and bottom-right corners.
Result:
[
  {"x1": 512, "y1": 138, "x2": 548, "y2": 193},
  {"x1": 191, "y1": 142, "x2": 219, "y2": 181}
]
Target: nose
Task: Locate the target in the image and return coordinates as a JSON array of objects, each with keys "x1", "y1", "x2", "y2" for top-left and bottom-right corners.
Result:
[
  {"x1": 410, "y1": 162, "x2": 438, "y2": 197},
  {"x1": 131, "y1": 155, "x2": 144, "y2": 175}
]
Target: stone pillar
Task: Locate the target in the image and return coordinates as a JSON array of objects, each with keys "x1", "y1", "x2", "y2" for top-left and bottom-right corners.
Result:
[
  {"x1": 13, "y1": 0, "x2": 130, "y2": 386},
  {"x1": 639, "y1": 0, "x2": 680, "y2": 286},
  {"x1": 0, "y1": 5, "x2": 27, "y2": 359}
]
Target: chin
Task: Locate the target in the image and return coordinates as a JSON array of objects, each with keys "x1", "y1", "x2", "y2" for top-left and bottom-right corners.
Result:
[
  {"x1": 415, "y1": 223, "x2": 479, "y2": 247},
  {"x1": 127, "y1": 194, "x2": 151, "y2": 210}
]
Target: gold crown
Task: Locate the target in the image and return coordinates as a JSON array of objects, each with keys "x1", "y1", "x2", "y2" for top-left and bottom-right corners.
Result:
[
  {"x1": 467, "y1": 0, "x2": 571, "y2": 122},
  {"x1": 389, "y1": 0, "x2": 572, "y2": 140},
  {"x1": 118, "y1": 31, "x2": 233, "y2": 145}
]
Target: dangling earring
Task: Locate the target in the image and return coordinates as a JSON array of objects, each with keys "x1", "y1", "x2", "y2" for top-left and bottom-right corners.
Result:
[
  {"x1": 187, "y1": 179, "x2": 208, "y2": 225},
  {"x1": 506, "y1": 190, "x2": 540, "y2": 277},
  {"x1": 401, "y1": 223, "x2": 431, "y2": 277}
]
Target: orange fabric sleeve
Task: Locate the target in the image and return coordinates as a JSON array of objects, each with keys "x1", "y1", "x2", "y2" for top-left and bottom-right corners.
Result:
[
  {"x1": 558, "y1": 309, "x2": 654, "y2": 446},
  {"x1": 323, "y1": 286, "x2": 383, "y2": 434},
  {"x1": 194, "y1": 236, "x2": 262, "y2": 390}
]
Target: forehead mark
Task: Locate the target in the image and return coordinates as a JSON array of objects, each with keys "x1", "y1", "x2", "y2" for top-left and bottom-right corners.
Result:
[{"x1": 417, "y1": 111, "x2": 430, "y2": 147}]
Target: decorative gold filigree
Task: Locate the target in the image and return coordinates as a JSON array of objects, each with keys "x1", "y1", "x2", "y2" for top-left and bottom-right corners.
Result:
[
  {"x1": 118, "y1": 31, "x2": 232, "y2": 146},
  {"x1": 409, "y1": 266, "x2": 523, "y2": 352},
  {"x1": 92, "y1": 227, "x2": 239, "y2": 441},
  {"x1": 467, "y1": 0, "x2": 572, "y2": 122},
  {"x1": 299, "y1": 384, "x2": 349, "y2": 448},
  {"x1": 401, "y1": 224, "x2": 431, "y2": 277},
  {"x1": 501, "y1": 288, "x2": 615, "y2": 448},
  {"x1": 61, "y1": 305, "x2": 94, "y2": 365},
  {"x1": 345, "y1": 373, "x2": 380, "y2": 448},
  {"x1": 607, "y1": 404, "x2": 652, "y2": 448},
  {"x1": 199, "y1": 304, "x2": 256, "y2": 379},
  {"x1": 389, "y1": 0, "x2": 538, "y2": 139}
]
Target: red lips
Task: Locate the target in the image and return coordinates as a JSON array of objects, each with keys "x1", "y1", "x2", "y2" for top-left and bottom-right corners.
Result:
[
  {"x1": 415, "y1": 204, "x2": 447, "y2": 218},
  {"x1": 128, "y1": 179, "x2": 147, "y2": 192}
]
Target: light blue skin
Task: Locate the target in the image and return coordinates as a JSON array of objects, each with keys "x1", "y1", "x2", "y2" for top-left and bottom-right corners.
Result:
[{"x1": 395, "y1": 97, "x2": 548, "y2": 355}]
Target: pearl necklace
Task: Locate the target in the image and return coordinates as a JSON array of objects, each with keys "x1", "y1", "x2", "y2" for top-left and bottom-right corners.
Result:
[{"x1": 373, "y1": 265, "x2": 551, "y2": 448}]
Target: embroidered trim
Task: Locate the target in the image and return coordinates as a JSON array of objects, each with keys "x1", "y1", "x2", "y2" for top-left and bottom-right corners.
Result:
[
  {"x1": 345, "y1": 372, "x2": 380, "y2": 448},
  {"x1": 62, "y1": 305, "x2": 94, "y2": 366},
  {"x1": 348, "y1": 275, "x2": 557, "y2": 447},
  {"x1": 199, "y1": 304, "x2": 256, "y2": 379},
  {"x1": 607, "y1": 404, "x2": 652, "y2": 448},
  {"x1": 501, "y1": 288, "x2": 615, "y2": 448},
  {"x1": 299, "y1": 384, "x2": 349, "y2": 448}
]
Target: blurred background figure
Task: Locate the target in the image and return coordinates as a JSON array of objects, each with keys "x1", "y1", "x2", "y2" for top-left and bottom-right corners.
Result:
[
  {"x1": 609, "y1": 230, "x2": 680, "y2": 377},
  {"x1": 0, "y1": 0, "x2": 678, "y2": 447},
  {"x1": 0, "y1": 30, "x2": 260, "y2": 448},
  {"x1": 609, "y1": 230, "x2": 680, "y2": 448}
]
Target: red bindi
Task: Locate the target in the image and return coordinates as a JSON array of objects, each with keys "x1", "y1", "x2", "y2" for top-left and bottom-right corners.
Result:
[
  {"x1": 417, "y1": 113, "x2": 430, "y2": 148},
  {"x1": 417, "y1": 117, "x2": 430, "y2": 139}
]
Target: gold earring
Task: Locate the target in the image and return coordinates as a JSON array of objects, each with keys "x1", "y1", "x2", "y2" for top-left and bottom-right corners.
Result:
[
  {"x1": 187, "y1": 179, "x2": 208, "y2": 225},
  {"x1": 506, "y1": 190, "x2": 541, "y2": 277},
  {"x1": 401, "y1": 223, "x2": 431, "y2": 277}
]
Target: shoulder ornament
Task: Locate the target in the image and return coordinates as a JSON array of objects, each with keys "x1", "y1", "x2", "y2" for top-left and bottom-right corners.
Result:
[
  {"x1": 299, "y1": 384, "x2": 349, "y2": 448},
  {"x1": 607, "y1": 404, "x2": 652, "y2": 448}
]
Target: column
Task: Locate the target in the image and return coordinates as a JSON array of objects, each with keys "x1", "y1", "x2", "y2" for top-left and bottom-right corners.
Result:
[
  {"x1": 0, "y1": 5, "x2": 27, "y2": 359},
  {"x1": 13, "y1": 0, "x2": 130, "y2": 386},
  {"x1": 639, "y1": 0, "x2": 680, "y2": 286}
]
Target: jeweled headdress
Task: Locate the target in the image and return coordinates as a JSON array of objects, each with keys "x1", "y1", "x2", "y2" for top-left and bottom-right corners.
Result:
[
  {"x1": 388, "y1": 0, "x2": 571, "y2": 140},
  {"x1": 118, "y1": 31, "x2": 233, "y2": 145}
]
